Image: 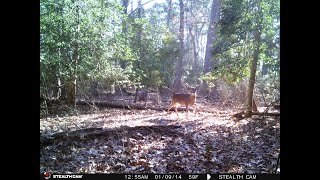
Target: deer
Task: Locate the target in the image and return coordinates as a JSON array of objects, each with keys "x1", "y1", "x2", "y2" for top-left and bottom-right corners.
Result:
[
  {"x1": 134, "y1": 88, "x2": 161, "y2": 107},
  {"x1": 167, "y1": 85, "x2": 199, "y2": 117},
  {"x1": 134, "y1": 89, "x2": 148, "y2": 106}
]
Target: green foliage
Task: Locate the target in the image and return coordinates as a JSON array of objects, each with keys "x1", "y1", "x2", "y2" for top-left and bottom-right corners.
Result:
[
  {"x1": 204, "y1": 0, "x2": 279, "y2": 85},
  {"x1": 125, "y1": 5, "x2": 179, "y2": 90},
  {"x1": 40, "y1": 0, "x2": 279, "y2": 102},
  {"x1": 40, "y1": 0, "x2": 136, "y2": 98},
  {"x1": 255, "y1": 70, "x2": 280, "y2": 105}
]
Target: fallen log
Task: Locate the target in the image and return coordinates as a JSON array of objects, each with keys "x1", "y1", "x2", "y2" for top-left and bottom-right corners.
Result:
[
  {"x1": 231, "y1": 111, "x2": 280, "y2": 121},
  {"x1": 76, "y1": 100, "x2": 196, "y2": 112}
]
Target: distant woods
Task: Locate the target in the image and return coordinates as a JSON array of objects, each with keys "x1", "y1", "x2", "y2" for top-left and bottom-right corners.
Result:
[{"x1": 40, "y1": 0, "x2": 279, "y2": 116}]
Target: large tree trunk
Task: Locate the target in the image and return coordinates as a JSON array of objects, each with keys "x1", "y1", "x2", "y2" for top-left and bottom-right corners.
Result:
[
  {"x1": 188, "y1": 0, "x2": 199, "y2": 85},
  {"x1": 173, "y1": 0, "x2": 185, "y2": 92},
  {"x1": 203, "y1": 0, "x2": 221, "y2": 74},
  {"x1": 202, "y1": 0, "x2": 221, "y2": 95},
  {"x1": 189, "y1": 26, "x2": 198, "y2": 85}
]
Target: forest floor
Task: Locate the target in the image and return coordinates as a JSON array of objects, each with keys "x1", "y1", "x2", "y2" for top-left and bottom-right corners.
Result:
[{"x1": 40, "y1": 98, "x2": 280, "y2": 174}]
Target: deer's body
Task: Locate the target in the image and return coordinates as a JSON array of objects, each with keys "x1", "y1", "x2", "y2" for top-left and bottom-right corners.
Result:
[
  {"x1": 167, "y1": 86, "x2": 199, "y2": 116},
  {"x1": 135, "y1": 90, "x2": 148, "y2": 106},
  {"x1": 134, "y1": 89, "x2": 161, "y2": 106}
]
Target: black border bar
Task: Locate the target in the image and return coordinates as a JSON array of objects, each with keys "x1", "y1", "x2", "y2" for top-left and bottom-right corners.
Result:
[{"x1": 40, "y1": 174, "x2": 280, "y2": 180}]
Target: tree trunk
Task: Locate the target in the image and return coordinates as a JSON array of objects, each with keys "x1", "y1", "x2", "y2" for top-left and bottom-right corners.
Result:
[
  {"x1": 56, "y1": 77, "x2": 62, "y2": 99},
  {"x1": 167, "y1": 0, "x2": 172, "y2": 31},
  {"x1": 173, "y1": 0, "x2": 184, "y2": 92},
  {"x1": 189, "y1": 26, "x2": 198, "y2": 85},
  {"x1": 188, "y1": 0, "x2": 199, "y2": 85},
  {"x1": 136, "y1": 0, "x2": 143, "y2": 71},
  {"x1": 252, "y1": 98, "x2": 258, "y2": 112},
  {"x1": 203, "y1": 0, "x2": 221, "y2": 74},
  {"x1": 245, "y1": 33, "x2": 260, "y2": 117},
  {"x1": 66, "y1": 3, "x2": 79, "y2": 107},
  {"x1": 245, "y1": 0, "x2": 262, "y2": 117},
  {"x1": 120, "y1": 0, "x2": 129, "y2": 69},
  {"x1": 53, "y1": 47, "x2": 62, "y2": 99},
  {"x1": 67, "y1": 76, "x2": 76, "y2": 106},
  {"x1": 202, "y1": 0, "x2": 221, "y2": 95}
]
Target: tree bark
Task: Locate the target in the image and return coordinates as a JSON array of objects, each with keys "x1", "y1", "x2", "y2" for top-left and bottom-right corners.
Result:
[
  {"x1": 136, "y1": 0, "x2": 143, "y2": 70},
  {"x1": 189, "y1": 26, "x2": 198, "y2": 85},
  {"x1": 202, "y1": 0, "x2": 221, "y2": 96},
  {"x1": 245, "y1": 32, "x2": 260, "y2": 117},
  {"x1": 66, "y1": 2, "x2": 79, "y2": 107},
  {"x1": 245, "y1": 0, "x2": 262, "y2": 117},
  {"x1": 173, "y1": 0, "x2": 185, "y2": 92},
  {"x1": 203, "y1": 0, "x2": 221, "y2": 74},
  {"x1": 166, "y1": 0, "x2": 172, "y2": 31},
  {"x1": 188, "y1": 0, "x2": 199, "y2": 84},
  {"x1": 120, "y1": 0, "x2": 129, "y2": 69}
]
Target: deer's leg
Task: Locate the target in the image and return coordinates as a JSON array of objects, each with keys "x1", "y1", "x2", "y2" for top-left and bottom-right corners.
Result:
[{"x1": 175, "y1": 106, "x2": 179, "y2": 117}]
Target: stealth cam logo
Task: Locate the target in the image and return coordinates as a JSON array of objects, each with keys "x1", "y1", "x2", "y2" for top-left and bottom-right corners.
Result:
[{"x1": 44, "y1": 172, "x2": 51, "y2": 179}]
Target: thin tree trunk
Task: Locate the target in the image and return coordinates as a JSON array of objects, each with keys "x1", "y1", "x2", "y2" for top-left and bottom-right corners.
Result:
[
  {"x1": 67, "y1": 2, "x2": 79, "y2": 107},
  {"x1": 120, "y1": 0, "x2": 129, "y2": 69},
  {"x1": 173, "y1": 0, "x2": 184, "y2": 91},
  {"x1": 245, "y1": 31, "x2": 260, "y2": 117},
  {"x1": 245, "y1": 0, "x2": 262, "y2": 117},
  {"x1": 55, "y1": 47, "x2": 62, "y2": 99},
  {"x1": 136, "y1": 0, "x2": 143, "y2": 70},
  {"x1": 167, "y1": 0, "x2": 172, "y2": 31}
]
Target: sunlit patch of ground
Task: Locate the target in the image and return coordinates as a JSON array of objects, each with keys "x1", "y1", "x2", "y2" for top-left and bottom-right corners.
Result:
[{"x1": 40, "y1": 106, "x2": 280, "y2": 174}]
